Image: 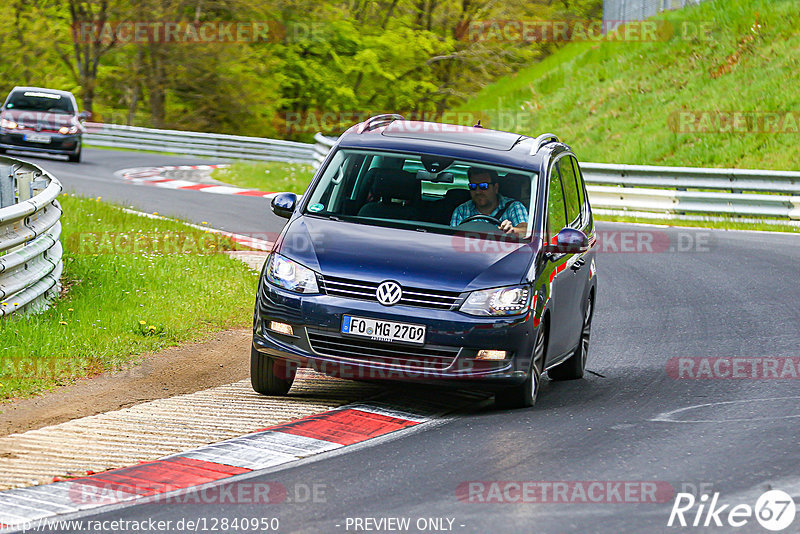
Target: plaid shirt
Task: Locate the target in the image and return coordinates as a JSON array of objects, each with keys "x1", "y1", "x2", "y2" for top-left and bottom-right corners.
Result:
[{"x1": 450, "y1": 194, "x2": 529, "y2": 227}]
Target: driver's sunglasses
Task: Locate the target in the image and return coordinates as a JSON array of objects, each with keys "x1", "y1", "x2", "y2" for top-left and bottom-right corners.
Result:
[{"x1": 468, "y1": 182, "x2": 492, "y2": 191}]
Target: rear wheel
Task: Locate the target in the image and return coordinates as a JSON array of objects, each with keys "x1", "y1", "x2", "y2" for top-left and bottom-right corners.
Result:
[
  {"x1": 548, "y1": 295, "x2": 593, "y2": 381},
  {"x1": 250, "y1": 345, "x2": 296, "y2": 395},
  {"x1": 495, "y1": 322, "x2": 546, "y2": 409}
]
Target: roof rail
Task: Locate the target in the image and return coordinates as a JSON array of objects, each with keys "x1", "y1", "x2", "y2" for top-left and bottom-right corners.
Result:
[
  {"x1": 529, "y1": 133, "x2": 560, "y2": 155},
  {"x1": 356, "y1": 114, "x2": 405, "y2": 134}
]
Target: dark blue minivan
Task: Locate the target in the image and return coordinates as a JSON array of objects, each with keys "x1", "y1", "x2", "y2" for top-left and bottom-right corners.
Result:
[{"x1": 252, "y1": 115, "x2": 597, "y2": 408}]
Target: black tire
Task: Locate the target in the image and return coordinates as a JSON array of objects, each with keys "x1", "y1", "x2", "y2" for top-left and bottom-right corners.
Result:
[
  {"x1": 548, "y1": 295, "x2": 593, "y2": 381},
  {"x1": 495, "y1": 322, "x2": 547, "y2": 409},
  {"x1": 250, "y1": 345, "x2": 296, "y2": 395},
  {"x1": 68, "y1": 148, "x2": 81, "y2": 162}
]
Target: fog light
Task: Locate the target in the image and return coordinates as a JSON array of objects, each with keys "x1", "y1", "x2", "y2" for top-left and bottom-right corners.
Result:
[
  {"x1": 476, "y1": 350, "x2": 508, "y2": 360},
  {"x1": 269, "y1": 321, "x2": 293, "y2": 336}
]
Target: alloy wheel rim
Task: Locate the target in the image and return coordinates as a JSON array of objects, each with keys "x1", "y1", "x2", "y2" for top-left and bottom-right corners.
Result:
[
  {"x1": 531, "y1": 326, "x2": 545, "y2": 402},
  {"x1": 581, "y1": 300, "x2": 592, "y2": 367}
]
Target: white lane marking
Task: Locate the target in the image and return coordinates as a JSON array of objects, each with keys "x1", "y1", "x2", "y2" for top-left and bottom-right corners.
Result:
[
  {"x1": 650, "y1": 396, "x2": 800, "y2": 423},
  {"x1": 147, "y1": 179, "x2": 199, "y2": 189},
  {"x1": 173, "y1": 430, "x2": 342, "y2": 470},
  {"x1": 197, "y1": 185, "x2": 249, "y2": 195},
  {"x1": 347, "y1": 403, "x2": 437, "y2": 423}
]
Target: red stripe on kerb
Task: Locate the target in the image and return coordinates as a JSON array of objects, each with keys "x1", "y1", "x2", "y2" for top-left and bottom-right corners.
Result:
[
  {"x1": 145, "y1": 178, "x2": 174, "y2": 184},
  {"x1": 235, "y1": 190, "x2": 274, "y2": 196},
  {"x1": 273, "y1": 408, "x2": 419, "y2": 445},
  {"x1": 179, "y1": 183, "x2": 215, "y2": 190},
  {"x1": 76, "y1": 458, "x2": 250, "y2": 496}
]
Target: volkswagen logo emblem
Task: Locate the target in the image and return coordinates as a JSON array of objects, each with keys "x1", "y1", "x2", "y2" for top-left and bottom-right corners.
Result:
[{"x1": 376, "y1": 281, "x2": 402, "y2": 306}]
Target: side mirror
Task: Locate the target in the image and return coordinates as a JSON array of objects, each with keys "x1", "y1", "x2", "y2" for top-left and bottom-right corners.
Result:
[
  {"x1": 271, "y1": 192, "x2": 297, "y2": 219},
  {"x1": 78, "y1": 111, "x2": 92, "y2": 122},
  {"x1": 543, "y1": 228, "x2": 589, "y2": 254}
]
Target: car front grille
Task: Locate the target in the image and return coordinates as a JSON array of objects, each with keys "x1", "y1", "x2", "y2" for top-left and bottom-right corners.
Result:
[
  {"x1": 318, "y1": 275, "x2": 462, "y2": 310},
  {"x1": 307, "y1": 330, "x2": 460, "y2": 370}
]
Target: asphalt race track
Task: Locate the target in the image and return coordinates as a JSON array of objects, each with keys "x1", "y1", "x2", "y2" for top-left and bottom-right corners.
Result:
[
  {"x1": 28, "y1": 148, "x2": 287, "y2": 235},
  {"x1": 13, "y1": 148, "x2": 800, "y2": 533}
]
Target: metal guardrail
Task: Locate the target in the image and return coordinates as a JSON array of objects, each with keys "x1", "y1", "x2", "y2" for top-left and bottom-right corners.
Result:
[
  {"x1": 84, "y1": 123, "x2": 317, "y2": 164},
  {"x1": 312, "y1": 134, "x2": 800, "y2": 223},
  {"x1": 0, "y1": 157, "x2": 63, "y2": 317}
]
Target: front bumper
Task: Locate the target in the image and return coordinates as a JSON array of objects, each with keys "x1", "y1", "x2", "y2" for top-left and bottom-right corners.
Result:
[
  {"x1": 253, "y1": 280, "x2": 537, "y2": 389},
  {"x1": 0, "y1": 131, "x2": 81, "y2": 155}
]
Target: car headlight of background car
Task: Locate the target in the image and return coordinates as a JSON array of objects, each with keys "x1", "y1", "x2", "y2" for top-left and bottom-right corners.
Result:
[
  {"x1": 58, "y1": 125, "x2": 79, "y2": 134},
  {"x1": 265, "y1": 253, "x2": 320, "y2": 294},
  {"x1": 460, "y1": 285, "x2": 531, "y2": 316},
  {"x1": 0, "y1": 118, "x2": 18, "y2": 129}
]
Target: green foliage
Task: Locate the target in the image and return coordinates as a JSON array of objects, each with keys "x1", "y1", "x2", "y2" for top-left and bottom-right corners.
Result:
[
  {"x1": 0, "y1": 0, "x2": 601, "y2": 137},
  {"x1": 457, "y1": 0, "x2": 800, "y2": 170}
]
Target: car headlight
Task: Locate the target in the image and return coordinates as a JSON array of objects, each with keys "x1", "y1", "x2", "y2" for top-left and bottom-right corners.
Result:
[
  {"x1": 265, "y1": 253, "x2": 320, "y2": 294},
  {"x1": 59, "y1": 125, "x2": 79, "y2": 134},
  {"x1": 0, "y1": 118, "x2": 18, "y2": 129},
  {"x1": 460, "y1": 285, "x2": 531, "y2": 316}
]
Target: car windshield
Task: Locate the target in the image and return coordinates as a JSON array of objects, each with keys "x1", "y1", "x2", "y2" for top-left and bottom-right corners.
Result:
[
  {"x1": 303, "y1": 149, "x2": 538, "y2": 241},
  {"x1": 5, "y1": 91, "x2": 74, "y2": 114}
]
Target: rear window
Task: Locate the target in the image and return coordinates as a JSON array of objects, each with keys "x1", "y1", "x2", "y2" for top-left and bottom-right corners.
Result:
[{"x1": 5, "y1": 91, "x2": 75, "y2": 114}]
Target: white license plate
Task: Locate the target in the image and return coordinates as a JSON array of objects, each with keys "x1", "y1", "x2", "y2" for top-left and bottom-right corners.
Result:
[
  {"x1": 341, "y1": 315, "x2": 426, "y2": 345},
  {"x1": 24, "y1": 133, "x2": 51, "y2": 143}
]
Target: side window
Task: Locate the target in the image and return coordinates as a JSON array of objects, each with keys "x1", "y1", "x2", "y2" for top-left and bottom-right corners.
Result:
[
  {"x1": 547, "y1": 164, "x2": 567, "y2": 242},
  {"x1": 557, "y1": 157, "x2": 581, "y2": 226},
  {"x1": 570, "y1": 158, "x2": 589, "y2": 225}
]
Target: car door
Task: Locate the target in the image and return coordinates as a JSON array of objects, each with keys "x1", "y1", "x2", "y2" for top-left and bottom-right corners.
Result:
[
  {"x1": 557, "y1": 155, "x2": 590, "y2": 350},
  {"x1": 572, "y1": 155, "x2": 595, "y2": 293},
  {"x1": 542, "y1": 157, "x2": 577, "y2": 360}
]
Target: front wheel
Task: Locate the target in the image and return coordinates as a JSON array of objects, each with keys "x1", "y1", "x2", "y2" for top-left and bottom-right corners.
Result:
[
  {"x1": 495, "y1": 322, "x2": 546, "y2": 409},
  {"x1": 549, "y1": 295, "x2": 593, "y2": 381},
  {"x1": 67, "y1": 147, "x2": 81, "y2": 163},
  {"x1": 250, "y1": 345, "x2": 296, "y2": 395}
]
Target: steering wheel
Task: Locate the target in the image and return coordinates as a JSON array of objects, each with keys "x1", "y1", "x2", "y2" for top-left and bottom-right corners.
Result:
[{"x1": 459, "y1": 214, "x2": 502, "y2": 226}]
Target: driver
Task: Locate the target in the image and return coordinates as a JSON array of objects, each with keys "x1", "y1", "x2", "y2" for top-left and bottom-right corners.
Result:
[{"x1": 450, "y1": 167, "x2": 529, "y2": 237}]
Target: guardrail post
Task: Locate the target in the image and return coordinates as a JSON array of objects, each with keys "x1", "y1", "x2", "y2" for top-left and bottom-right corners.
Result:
[
  {"x1": 17, "y1": 171, "x2": 34, "y2": 202},
  {"x1": 0, "y1": 166, "x2": 13, "y2": 208}
]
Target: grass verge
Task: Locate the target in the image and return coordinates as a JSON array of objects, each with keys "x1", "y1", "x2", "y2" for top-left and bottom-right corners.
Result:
[
  {"x1": 212, "y1": 161, "x2": 315, "y2": 194},
  {"x1": 595, "y1": 214, "x2": 800, "y2": 233},
  {"x1": 0, "y1": 195, "x2": 260, "y2": 402},
  {"x1": 455, "y1": 0, "x2": 800, "y2": 171}
]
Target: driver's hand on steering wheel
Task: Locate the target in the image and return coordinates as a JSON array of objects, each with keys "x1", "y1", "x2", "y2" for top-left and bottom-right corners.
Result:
[{"x1": 499, "y1": 219, "x2": 527, "y2": 237}]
